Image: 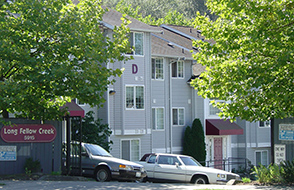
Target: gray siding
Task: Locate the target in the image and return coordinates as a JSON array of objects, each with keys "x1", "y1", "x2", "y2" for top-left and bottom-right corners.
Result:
[{"x1": 0, "y1": 119, "x2": 62, "y2": 175}]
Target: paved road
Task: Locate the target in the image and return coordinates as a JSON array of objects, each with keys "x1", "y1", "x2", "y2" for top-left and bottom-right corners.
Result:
[{"x1": 1, "y1": 180, "x2": 293, "y2": 190}]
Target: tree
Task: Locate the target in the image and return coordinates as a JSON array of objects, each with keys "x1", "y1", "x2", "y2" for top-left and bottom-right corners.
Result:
[
  {"x1": 191, "y1": 0, "x2": 294, "y2": 122},
  {"x1": 72, "y1": 111, "x2": 113, "y2": 151},
  {"x1": 0, "y1": 0, "x2": 131, "y2": 121},
  {"x1": 115, "y1": 1, "x2": 193, "y2": 26},
  {"x1": 103, "y1": 0, "x2": 214, "y2": 23},
  {"x1": 183, "y1": 118, "x2": 206, "y2": 165}
]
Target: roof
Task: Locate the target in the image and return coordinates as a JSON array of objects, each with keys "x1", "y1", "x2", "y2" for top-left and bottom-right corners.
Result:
[
  {"x1": 60, "y1": 101, "x2": 85, "y2": 117},
  {"x1": 151, "y1": 25, "x2": 196, "y2": 60},
  {"x1": 206, "y1": 119, "x2": 243, "y2": 135},
  {"x1": 71, "y1": 1, "x2": 161, "y2": 33},
  {"x1": 102, "y1": 8, "x2": 161, "y2": 33}
]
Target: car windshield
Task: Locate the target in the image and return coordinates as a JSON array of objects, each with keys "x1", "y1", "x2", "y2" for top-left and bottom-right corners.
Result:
[
  {"x1": 84, "y1": 144, "x2": 112, "y2": 157},
  {"x1": 180, "y1": 156, "x2": 202, "y2": 166}
]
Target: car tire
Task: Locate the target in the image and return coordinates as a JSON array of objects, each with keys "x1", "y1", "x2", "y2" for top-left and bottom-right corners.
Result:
[
  {"x1": 192, "y1": 176, "x2": 208, "y2": 184},
  {"x1": 94, "y1": 166, "x2": 111, "y2": 182}
]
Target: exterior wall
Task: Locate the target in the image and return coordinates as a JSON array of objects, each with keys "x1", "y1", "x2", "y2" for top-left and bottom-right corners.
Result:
[
  {"x1": 231, "y1": 118, "x2": 271, "y2": 166},
  {"x1": 106, "y1": 32, "x2": 152, "y2": 159},
  {"x1": 0, "y1": 119, "x2": 62, "y2": 175}
]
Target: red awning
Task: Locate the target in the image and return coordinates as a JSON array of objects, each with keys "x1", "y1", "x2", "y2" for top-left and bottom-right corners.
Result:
[
  {"x1": 206, "y1": 119, "x2": 243, "y2": 135},
  {"x1": 61, "y1": 101, "x2": 85, "y2": 117}
]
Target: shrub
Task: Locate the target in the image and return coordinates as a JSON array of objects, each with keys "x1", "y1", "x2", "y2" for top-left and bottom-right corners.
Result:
[
  {"x1": 242, "y1": 177, "x2": 251, "y2": 183},
  {"x1": 252, "y1": 164, "x2": 283, "y2": 184},
  {"x1": 280, "y1": 159, "x2": 294, "y2": 184},
  {"x1": 183, "y1": 118, "x2": 206, "y2": 165},
  {"x1": 24, "y1": 157, "x2": 41, "y2": 173}
]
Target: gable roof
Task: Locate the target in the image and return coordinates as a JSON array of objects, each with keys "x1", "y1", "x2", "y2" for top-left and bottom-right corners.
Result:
[
  {"x1": 151, "y1": 25, "x2": 197, "y2": 60},
  {"x1": 71, "y1": 1, "x2": 161, "y2": 33},
  {"x1": 102, "y1": 8, "x2": 161, "y2": 33}
]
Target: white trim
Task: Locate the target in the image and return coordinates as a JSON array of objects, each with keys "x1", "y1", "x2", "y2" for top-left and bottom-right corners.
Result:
[
  {"x1": 113, "y1": 129, "x2": 122, "y2": 135},
  {"x1": 151, "y1": 57, "x2": 165, "y2": 81},
  {"x1": 171, "y1": 107, "x2": 185, "y2": 126},
  {"x1": 146, "y1": 128, "x2": 152, "y2": 134},
  {"x1": 125, "y1": 85, "x2": 145, "y2": 110},
  {"x1": 257, "y1": 142, "x2": 271, "y2": 147},
  {"x1": 171, "y1": 60, "x2": 185, "y2": 79},
  {"x1": 120, "y1": 138, "x2": 141, "y2": 161},
  {"x1": 254, "y1": 149, "x2": 269, "y2": 166},
  {"x1": 172, "y1": 146, "x2": 183, "y2": 152},
  {"x1": 124, "y1": 129, "x2": 146, "y2": 135},
  {"x1": 152, "y1": 107, "x2": 165, "y2": 130},
  {"x1": 231, "y1": 143, "x2": 246, "y2": 148},
  {"x1": 126, "y1": 32, "x2": 144, "y2": 56},
  {"x1": 152, "y1": 148, "x2": 167, "y2": 153}
]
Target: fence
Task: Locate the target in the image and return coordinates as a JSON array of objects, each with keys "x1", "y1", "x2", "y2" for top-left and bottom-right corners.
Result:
[{"x1": 200, "y1": 157, "x2": 252, "y2": 173}]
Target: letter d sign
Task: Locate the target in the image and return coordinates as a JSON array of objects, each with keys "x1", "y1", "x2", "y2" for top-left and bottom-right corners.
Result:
[{"x1": 132, "y1": 64, "x2": 138, "y2": 74}]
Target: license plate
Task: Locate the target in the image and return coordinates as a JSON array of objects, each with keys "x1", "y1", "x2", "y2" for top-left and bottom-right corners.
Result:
[{"x1": 136, "y1": 172, "x2": 141, "y2": 177}]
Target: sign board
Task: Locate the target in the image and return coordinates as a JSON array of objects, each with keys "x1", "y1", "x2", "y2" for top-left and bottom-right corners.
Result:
[
  {"x1": 274, "y1": 144, "x2": 286, "y2": 165},
  {"x1": 279, "y1": 124, "x2": 294, "y2": 141},
  {"x1": 0, "y1": 146, "x2": 17, "y2": 161},
  {"x1": 0, "y1": 124, "x2": 56, "y2": 143}
]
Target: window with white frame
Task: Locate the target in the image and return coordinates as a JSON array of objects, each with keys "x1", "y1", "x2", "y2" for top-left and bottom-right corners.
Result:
[
  {"x1": 121, "y1": 139, "x2": 140, "y2": 161},
  {"x1": 255, "y1": 150, "x2": 268, "y2": 166},
  {"x1": 152, "y1": 107, "x2": 164, "y2": 130},
  {"x1": 259, "y1": 120, "x2": 271, "y2": 128},
  {"x1": 171, "y1": 61, "x2": 184, "y2": 78},
  {"x1": 127, "y1": 32, "x2": 143, "y2": 56},
  {"x1": 126, "y1": 86, "x2": 144, "y2": 109},
  {"x1": 172, "y1": 108, "x2": 184, "y2": 126},
  {"x1": 209, "y1": 99, "x2": 223, "y2": 115},
  {"x1": 152, "y1": 58, "x2": 164, "y2": 80}
]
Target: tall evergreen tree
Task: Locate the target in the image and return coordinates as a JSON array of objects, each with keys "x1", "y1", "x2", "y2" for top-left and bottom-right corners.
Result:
[{"x1": 183, "y1": 118, "x2": 206, "y2": 165}]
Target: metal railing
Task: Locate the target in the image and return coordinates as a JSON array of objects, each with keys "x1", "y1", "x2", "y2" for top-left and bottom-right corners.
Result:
[{"x1": 200, "y1": 157, "x2": 251, "y2": 173}]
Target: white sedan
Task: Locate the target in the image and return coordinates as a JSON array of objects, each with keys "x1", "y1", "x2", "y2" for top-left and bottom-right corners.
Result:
[{"x1": 137, "y1": 153, "x2": 240, "y2": 184}]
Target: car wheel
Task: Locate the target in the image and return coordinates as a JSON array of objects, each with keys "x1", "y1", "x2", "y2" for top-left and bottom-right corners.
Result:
[
  {"x1": 192, "y1": 176, "x2": 208, "y2": 184},
  {"x1": 95, "y1": 167, "x2": 111, "y2": 182}
]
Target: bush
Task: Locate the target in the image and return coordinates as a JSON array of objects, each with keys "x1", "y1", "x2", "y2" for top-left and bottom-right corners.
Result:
[
  {"x1": 24, "y1": 157, "x2": 41, "y2": 173},
  {"x1": 280, "y1": 159, "x2": 294, "y2": 184},
  {"x1": 242, "y1": 177, "x2": 251, "y2": 183},
  {"x1": 252, "y1": 164, "x2": 283, "y2": 184},
  {"x1": 183, "y1": 118, "x2": 206, "y2": 165}
]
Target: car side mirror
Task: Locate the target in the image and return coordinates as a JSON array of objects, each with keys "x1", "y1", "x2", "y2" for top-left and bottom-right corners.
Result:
[{"x1": 175, "y1": 162, "x2": 179, "y2": 167}]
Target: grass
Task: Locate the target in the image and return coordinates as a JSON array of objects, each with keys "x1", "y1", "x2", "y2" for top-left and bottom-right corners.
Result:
[{"x1": 0, "y1": 183, "x2": 6, "y2": 186}]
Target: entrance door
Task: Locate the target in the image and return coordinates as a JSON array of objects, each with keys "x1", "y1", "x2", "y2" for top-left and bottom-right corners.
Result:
[{"x1": 214, "y1": 137, "x2": 223, "y2": 169}]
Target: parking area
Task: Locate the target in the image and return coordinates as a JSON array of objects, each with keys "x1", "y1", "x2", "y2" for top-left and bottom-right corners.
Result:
[{"x1": 1, "y1": 180, "x2": 293, "y2": 190}]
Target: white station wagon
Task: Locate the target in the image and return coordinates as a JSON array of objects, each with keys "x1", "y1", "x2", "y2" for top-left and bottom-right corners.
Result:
[{"x1": 138, "y1": 153, "x2": 240, "y2": 184}]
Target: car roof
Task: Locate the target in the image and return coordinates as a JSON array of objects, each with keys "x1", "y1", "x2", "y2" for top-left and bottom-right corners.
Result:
[{"x1": 150, "y1": 153, "x2": 191, "y2": 157}]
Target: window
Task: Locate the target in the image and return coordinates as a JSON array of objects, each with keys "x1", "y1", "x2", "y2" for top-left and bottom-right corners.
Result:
[
  {"x1": 152, "y1": 58, "x2": 164, "y2": 80},
  {"x1": 259, "y1": 120, "x2": 271, "y2": 128},
  {"x1": 172, "y1": 108, "x2": 184, "y2": 126},
  {"x1": 128, "y1": 32, "x2": 143, "y2": 56},
  {"x1": 126, "y1": 86, "x2": 144, "y2": 109},
  {"x1": 147, "y1": 155, "x2": 157, "y2": 164},
  {"x1": 152, "y1": 108, "x2": 164, "y2": 130},
  {"x1": 209, "y1": 99, "x2": 223, "y2": 115},
  {"x1": 171, "y1": 61, "x2": 184, "y2": 78},
  {"x1": 158, "y1": 155, "x2": 181, "y2": 165},
  {"x1": 121, "y1": 139, "x2": 140, "y2": 161},
  {"x1": 255, "y1": 150, "x2": 268, "y2": 166}
]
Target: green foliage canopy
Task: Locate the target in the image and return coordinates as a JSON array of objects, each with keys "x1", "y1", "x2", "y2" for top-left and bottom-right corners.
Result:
[
  {"x1": 191, "y1": 0, "x2": 294, "y2": 122},
  {"x1": 115, "y1": 1, "x2": 193, "y2": 26},
  {"x1": 0, "y1": 0, "x2": 131, "y2": 120}
]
